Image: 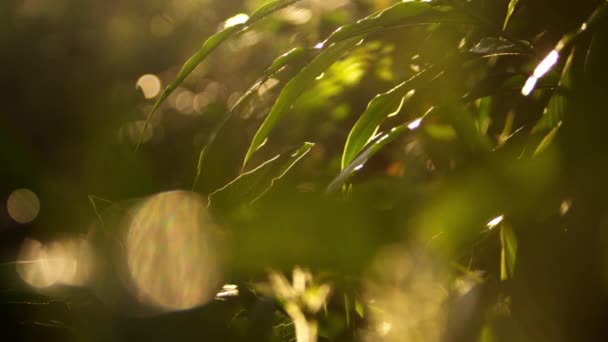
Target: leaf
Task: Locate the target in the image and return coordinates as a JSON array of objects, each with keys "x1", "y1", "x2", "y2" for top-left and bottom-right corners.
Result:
[
  {"x1": 193, "y1": 48, "x2": 314, "y2": 194},
  {"x1": 503, "y1": 0, "x2": 519, "y2": 30},
  {"x1": 440, "y1": 104, "x2": 493, "y2": 153},
  {"x1": 231, "y1": 47, "x2": 314, "y2": 114},
  {"x1": 323, "y1": 1, "x2": 439, "y2": 46},
  {"x1": 534, "y1": 124, "x2": 561, "y2": 155},
  {"x1": 250, "y1": 0, "x2": 301, "y2": 22},
  {"x1": 341, "y1": 66, "x2": 436, "y2": 169},
  {"x1": 209, "y1": 142, "x2": 314, "y2": 211},
  {"x1": 328, "y1": 123, "x2": 410, "y2": 193},
  {"x1": 500, "y1": 221, "x2": 518, "y2": 281},
  {"x1": 136, "y1": 0, "x2": 303, "y2": 150},
  {"x1": 469, "y1": 37, "x2": 528, "y2": 55},
  {"x1": 243, "y1": 37, "x2": 361, "y2": 167}
]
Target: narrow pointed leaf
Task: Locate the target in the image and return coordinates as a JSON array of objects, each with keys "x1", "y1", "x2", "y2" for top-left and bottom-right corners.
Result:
[
  {"x1": 503, "y1": 0, "x2": 519, "y2": 30},
  {"x1": 324, "y1": 2, "x2": 438, "y2": 46},
  {"x1": 341, "y1": 67, "x2": 436, "y2": 169},
  {"x1": 193, "y1": 48, "x2": 314, "y2": 194},
  {"x1": 250, "y1": 0, "x2": 301, "y2": 22},
  {"x1": 500, "y1": 222, "x2": 518, "y2": 281},
  {"x1": 328, "y1": 124, "x2": 409, "y2": 193},
  {"x1": 231, "y1": 47, "x2": 313, "y2": 114},
  {"x1": 210, "y1": 142, "x2": 314, "y2": 211},
  {"x1": 244, "y1": 37, "x2": 361, "y2": 167}
]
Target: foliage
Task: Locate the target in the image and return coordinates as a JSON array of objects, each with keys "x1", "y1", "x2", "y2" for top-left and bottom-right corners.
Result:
[{"x1": 5, "y1": 0, "x2": 608, "y2": 341}]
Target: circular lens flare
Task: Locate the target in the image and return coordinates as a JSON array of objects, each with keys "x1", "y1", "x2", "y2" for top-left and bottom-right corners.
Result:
[
  {"x1": 125, "y1": 191, "x2": 221, "y2": 311},
  {"x1": 7, "y1": 188, "x2": 40, "y2": 224}
]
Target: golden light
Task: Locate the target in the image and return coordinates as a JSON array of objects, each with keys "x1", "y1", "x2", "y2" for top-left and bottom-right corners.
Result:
[
  {"x1": 125, "y1": 191, "x2": 222, "y2": 311},
  {"x1": 362, "y1": 246, "x2": 446, "y2": 341},
  {"x1": 407, "y1": 117, "x2": 423, "y2": 130},
  {"x1": 136, "y1": 74, "x2": 162, "y2": 99},
  {"x1": 560, "y1": 200, "x2": 572, "y2": 216},
  {"x1": 224, "y1": 13, "x2": 249, "y2": 29},
  {"x1": 174, "y1": 89, "x2": 194, "y2": 114},
  {"x1": 7, "y1": 188, "x2": 40, "y2": 224},
  {"x1": 16, "y1": 237, "x2": 91, "y2": 288},
  {"x1": 486, "y1": 214, "x2": 504, "y2": 230},
  {"x1": 522, "y1": 50, "x2": 559, "y2": 96}
]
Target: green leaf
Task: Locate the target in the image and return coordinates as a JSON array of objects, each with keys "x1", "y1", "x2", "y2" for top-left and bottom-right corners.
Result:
[
  {"x1": 500, "y1": 221, "x2": 518, "y2": 281},
  {"x1": 193, "y1": 48, "x2": 314, "y2": 194},
  {"x1": 328, "y1": 123, "x2": 411, "y2": 193},
  {"x1": 503, "y1": 0, "x2": 519, "y2": 30},
  {"x1": 209, "y1": 142, "x2": 314, "y2": 211},
  {"x1": 136, "y1": 0, "x2": 303, "y2": 150},
  {"x1": 324, "y1": 1, "x2": 438, "y2": 46},
  {"x1": 440, "y1": 104, "x2": 493, "y2": 153},
  {"x1": 341, "y1": 67, "x2": 436, "y2": 169},
  {"x1": 231, "y1": 47, "x2": 314, "y2": 114},
  {"x1": 136, "y1": 24, "x2": 244, "y2": 150},
  {"x1": 250, "y1": 0, "x2": 301, "y2": 22},
  {"x1": 243, "y1": 37, "x2": 362, "y2": 167}
]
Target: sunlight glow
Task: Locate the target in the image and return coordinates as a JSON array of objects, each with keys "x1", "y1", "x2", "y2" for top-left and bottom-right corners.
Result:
[
  {"x1": 136, "y1": 74, "x2": 162, "y2": 99},
  {"x1": 125, "y1": 191, "x2": 222, "y2": 311},
  {"x1": 522, "y1": 50, "x2": 559, "y2": 96},
  {"x1": 17, "y1": 237, "x2": 91, "y2": 288},
  {"x1": 408, "y1": 118, "x2": 423, "y2": 130},
  {"x1": 533, "y1": 50, "x2": 559, "y2": 79},
  {"x1": 560, "y1": 200, "x2": 572, "y2": 216},
  {"x1": 7, "y1": 188, "x2": 40, "y2": 224},
  {"x1": 224, "y1": 13, "x2": 249, "y2": 29},
  {"x1": 521, "y1": 76, "x2": 538, "y2": 96},
  {"x1": 363, "y1": 246, "x2": 446, "y2": 341},
  {"x1": 216, "y1": 284, "x2": 239, "y2": 298},
  {"x1": 486, "y1": 215, "x2": 504, "y2": 229}
]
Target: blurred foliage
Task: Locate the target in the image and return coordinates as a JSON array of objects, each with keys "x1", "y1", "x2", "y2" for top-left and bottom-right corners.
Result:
[{"x1": 4, "y1": 0, "x2": 608, "y2": 341}]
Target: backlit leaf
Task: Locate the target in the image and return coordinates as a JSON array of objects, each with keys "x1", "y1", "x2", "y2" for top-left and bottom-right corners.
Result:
[
  {"x1": 209, "y1": 142, "x2": 314, "y2": 211},
  {"x1": 136, "y1": 0, "x2": 303, "y2": 150},
  {"x1": 503, "y1": 0, "x2": 519, "y2": 30},
  {"x1": 500, "y1": 221, "x2": 518, "y2": 281},
  {"x1": 341, "y1": 67, "x2": 436, "y2": 169},
  {"x1": 243, "y1": 37, "x2": 361, "y2": 167}
]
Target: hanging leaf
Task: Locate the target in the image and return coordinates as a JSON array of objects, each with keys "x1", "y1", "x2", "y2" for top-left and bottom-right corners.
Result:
[
  {"x1": 209, "y1": 142, "x2": 314, "y2": 212},
  {"x1": 328, "y1": 124, "x2": 411, "y2": 193},
  {"x1": 341, "y1": 66, "x2": 437, "y2": 169},
  {"x1": 321, "y1": 2, "x2": 457, "y2": 47},
  {"x1": 243, "y1": 37, "x2": 362, "y2": 167},
  {"x1": 193, "y1": 48, "x2": 315, "y2": 194},
  {"x1": 135, "y1": 0, "x2": 303, "y2": 150},
  {"x1": 500, "y1": 221, "x2": 518, "y2": 281},
  {"x1": 250, "y1": 0, "x2": 302, "y2": 22}
]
